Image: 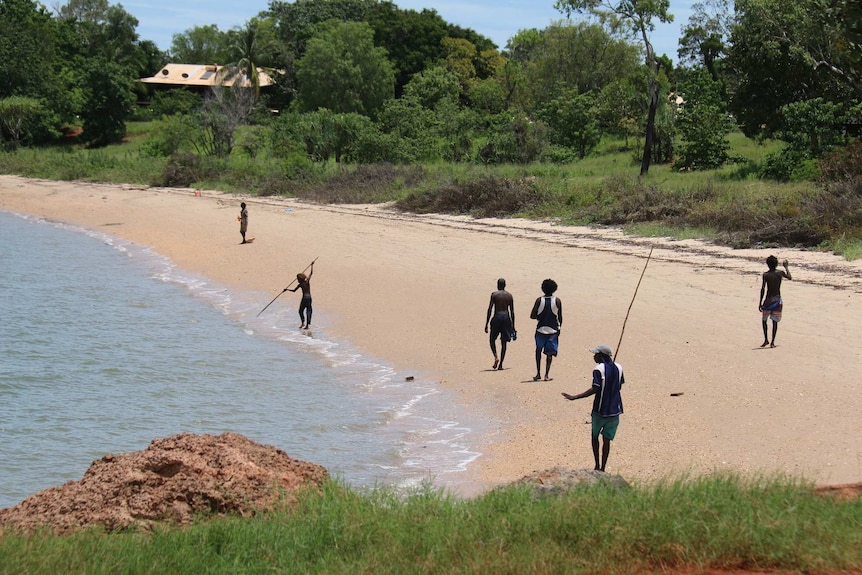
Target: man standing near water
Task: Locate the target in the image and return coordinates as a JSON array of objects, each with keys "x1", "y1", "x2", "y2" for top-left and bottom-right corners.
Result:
[
  {"x1": 239, "y1": 202, "x2": 249, "y2": 244},
  {"x1": 289, "y1": 262, "x2": 314, "y2": 329},
  {"x1": 562, "y1": 344, "x2": 624, "y2": 472},
  {"x1": 485, "y1": 278, "x2": 516, "y2": 370},
  {"x1": 759, "y1": 255, "x2": 791, "y2": 348}
]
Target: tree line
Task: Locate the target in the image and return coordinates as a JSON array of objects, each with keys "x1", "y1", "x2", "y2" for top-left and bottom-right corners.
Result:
[{"x1": 1, "y1": 0, "x2": 860, "y2": 182}]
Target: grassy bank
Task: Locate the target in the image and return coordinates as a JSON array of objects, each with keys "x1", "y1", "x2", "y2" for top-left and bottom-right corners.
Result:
[
  {"x1": 2, "y1": 125, "x2": 861, "y2": 259},
  {"x1": 1, "y1": 475, "x2": 860, "y2": 575}
]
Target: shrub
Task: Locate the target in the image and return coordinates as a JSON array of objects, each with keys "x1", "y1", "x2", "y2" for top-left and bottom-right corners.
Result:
[
  {"x1": 156, "y1": 152, "x2": 200, "y2": 187},
  {"x1": 396, "y1": 176, "x2": 545, "y2": 217},
  {"x1": 759, "y1": 149, "x2": 811, "y2": 181},
  {"x1": 817, "y1": 140, "x2": 862, "y2": 183},
  {"x1": 301, "y1": 163, "x2": 424, "y2": 203}
]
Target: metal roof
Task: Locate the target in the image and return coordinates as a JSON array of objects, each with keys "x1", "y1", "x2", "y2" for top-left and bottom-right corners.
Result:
[{"x1": 140, "y1": 63, "x2": 276, "y2": 88}]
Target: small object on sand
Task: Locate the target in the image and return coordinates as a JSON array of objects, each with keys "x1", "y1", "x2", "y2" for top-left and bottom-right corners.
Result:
[
  {"x1": 194, "y1": 190, "x2": 202, "y2": 197},
  {"x1": 670, "y1": 392, "x2": 684, "y2": 397},
  {"x1": 405, "y1": 376, "x2": 414, "y2": 381}
]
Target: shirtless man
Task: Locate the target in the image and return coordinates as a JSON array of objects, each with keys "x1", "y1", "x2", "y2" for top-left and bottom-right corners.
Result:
[
  {"x1": 484, "y1": 278, "x2": 516, "y2": 370},
  {"x1": 759, "y1": 255, "x2": 791, "y2": 348},
  {"x1": 289, "y1": 262, "x2": 314, "y2": 329}
]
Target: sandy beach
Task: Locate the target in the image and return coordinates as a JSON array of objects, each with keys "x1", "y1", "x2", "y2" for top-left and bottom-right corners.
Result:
[{"x1": 3, "y1": 174, "x2": 862, "y2": 494}]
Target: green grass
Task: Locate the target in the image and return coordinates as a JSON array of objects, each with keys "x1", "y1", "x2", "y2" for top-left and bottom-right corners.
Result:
[{"x1": 1, "y1": 475, "x2": 860, "y2": 575}]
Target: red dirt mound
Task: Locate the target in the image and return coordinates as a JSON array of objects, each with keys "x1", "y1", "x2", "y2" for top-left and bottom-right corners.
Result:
[{"x1": 0, "y1": 432, "x2": 329, "y2": 534}]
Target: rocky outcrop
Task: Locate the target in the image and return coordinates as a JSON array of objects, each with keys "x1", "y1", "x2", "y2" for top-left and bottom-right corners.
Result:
[
  {"x1": 509, "y1": 467, "x2": 630, "y2": 496},
  {"x1": 0, "y1": 432, "x2": 329, "y2": 533}
]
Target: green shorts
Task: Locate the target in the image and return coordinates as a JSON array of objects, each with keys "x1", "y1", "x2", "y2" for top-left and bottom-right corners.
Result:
[{"x1": 591, "y1": 413, "x2": 620, "y2": 440}]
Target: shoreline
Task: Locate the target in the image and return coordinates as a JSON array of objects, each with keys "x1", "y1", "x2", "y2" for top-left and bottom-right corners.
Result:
[{"x1": 3, "y1": 175, "x2": 862, "y2": 492}]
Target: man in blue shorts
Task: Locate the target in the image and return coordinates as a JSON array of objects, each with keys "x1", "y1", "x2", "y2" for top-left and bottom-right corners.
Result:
[
  {"x1": 562, "y1": 344, "x2": 625, "y2": 472},
  {"x1": 530, "y1": 278, "x2": 562, "y2": 381},
  {"x1": 759, "y1": 255, "x2": 792, "y2": 348}
]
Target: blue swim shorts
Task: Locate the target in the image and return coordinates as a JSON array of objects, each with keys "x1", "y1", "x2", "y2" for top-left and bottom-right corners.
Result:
[
  {"x1": 591, "y1": 413, "x2": 620, "y2": 440},
  {"x1": 534, "y1": 332, "x2": 559, "y2": 356}
]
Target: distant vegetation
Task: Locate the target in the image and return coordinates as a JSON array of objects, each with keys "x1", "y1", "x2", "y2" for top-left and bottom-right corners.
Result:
[
  {"x1": 1, "y1": 475, "x2": 861, "y2": 574},
  {"x1": 1, "y1": 0, "x2": 861, "y2": 257}
]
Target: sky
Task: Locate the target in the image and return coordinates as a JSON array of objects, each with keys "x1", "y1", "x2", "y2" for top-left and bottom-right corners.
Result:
[{"x1": 123, "y1": 0, "x2": 695, "y2": 62}]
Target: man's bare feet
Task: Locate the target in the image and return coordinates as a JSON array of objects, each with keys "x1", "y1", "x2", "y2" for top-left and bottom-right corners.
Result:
[
  {"x1": 770, "y1": 343, "x2": 776, "y2": 348},
  {"x1": 299, "y1": 324, "x2": 306, "y2": 329},
  {"x1": 544, "y1": 377, "x2": 553, "y2": 381},
  {"x1": 497, "y1": 364, "x2": 504, "y2": 370},
  {"x1": 760, "y1": 341, "x2": 769, "y2": 347},
  {"x1": 533, "y1": 375, "x2": 541, "y2": 381},
  {"x1": 492, "y1": 359, "x2": 498, "y2": 369}
]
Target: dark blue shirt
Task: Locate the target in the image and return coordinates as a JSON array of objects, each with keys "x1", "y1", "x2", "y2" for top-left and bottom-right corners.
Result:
[{"x1": 592, "y1": 358, "x2": 624, "y2": 417}]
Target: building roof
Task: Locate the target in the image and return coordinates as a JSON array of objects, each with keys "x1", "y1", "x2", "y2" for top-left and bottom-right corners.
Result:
[{"x1": 140, "y1": 63, "x2": 276, "y2": 88}]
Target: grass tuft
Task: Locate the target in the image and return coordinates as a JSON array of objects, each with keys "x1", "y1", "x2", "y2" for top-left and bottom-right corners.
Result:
[{"x1": 1, "y1": 474, "x2": 860, "y2": 574}]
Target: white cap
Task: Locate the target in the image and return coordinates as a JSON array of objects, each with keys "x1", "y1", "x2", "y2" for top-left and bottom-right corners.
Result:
[{"x1": 590, "y1": 344, "x2": 613, "y2": 356}]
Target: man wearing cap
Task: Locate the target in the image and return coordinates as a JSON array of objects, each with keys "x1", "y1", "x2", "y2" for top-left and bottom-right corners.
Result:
[{"x1": 562, "y1": 344, "x2": 625, "y2": 472}]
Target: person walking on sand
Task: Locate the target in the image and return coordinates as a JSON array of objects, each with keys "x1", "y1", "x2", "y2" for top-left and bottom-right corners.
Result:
[
  {"x1": 238, "y1": 202, "x2": 249, "y2": 244},
  {"x1": 759, "y1": 255, "x2": 792, "y2": 348},
  {"x1": 562, "y1": 344, "x2": 624, "y2": 472},
  {"x1": 288, "y1": 262, "x2": 314, "y2": 329},
  {"x1": 485, "y1": 278, "x2": 516, "y2": 371},
  {"x1": 530, "y1": 278, "x2": 562, "y2": 381}
]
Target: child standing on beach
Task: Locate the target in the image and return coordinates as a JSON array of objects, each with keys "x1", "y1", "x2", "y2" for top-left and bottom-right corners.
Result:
[{"x1": 239, "y1": 202, "x2": 249, "y2": 244}]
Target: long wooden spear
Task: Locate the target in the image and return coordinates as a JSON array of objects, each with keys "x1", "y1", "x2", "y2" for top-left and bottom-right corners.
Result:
[
  {"x1": 256, "y1": 257, "x2": 318, "y2": 317},
  {"x1": 614, "y1": 246, "x2": 653, "y2": 362}
]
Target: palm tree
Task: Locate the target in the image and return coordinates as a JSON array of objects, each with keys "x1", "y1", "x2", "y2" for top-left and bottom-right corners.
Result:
[{"x1": 217, "y1": 18, "x2": 278, "y2": 97}]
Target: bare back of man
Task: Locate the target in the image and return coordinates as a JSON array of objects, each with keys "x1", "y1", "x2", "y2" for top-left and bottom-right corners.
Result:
[
  {"x1": 490, "y1": 290, "x2": 514, "y2": 313},
  {"x1": 485, "y1": 279, "x2": 516, "y2": 370},
  {"x1": 759, "y1": 257, "x2": 791, "y2": 347}
]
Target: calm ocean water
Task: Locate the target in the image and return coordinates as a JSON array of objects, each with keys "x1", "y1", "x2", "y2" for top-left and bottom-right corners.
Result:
[{"x1": 0, "y1": 210, "x2": 480, "y2": 508}]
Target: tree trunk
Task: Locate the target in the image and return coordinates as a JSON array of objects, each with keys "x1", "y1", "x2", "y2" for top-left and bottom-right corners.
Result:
[{"x1": 640, "y1": 82, "x2": 658, "y2": 175}]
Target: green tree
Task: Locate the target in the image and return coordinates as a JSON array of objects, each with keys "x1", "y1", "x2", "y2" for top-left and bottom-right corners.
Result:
[
  {"x1": 220, "y1": 18, "x2": 278, "y2": 97},
  {"x1": 480, "y1": 113, "x2": 549, "y2": 164},
  {"x1": 777, "y1": 97, "x2": 847, "y2": 156},
  {"x1": 78, "y1": 58, "x2": 136, "y2": 146},
  {"x1": 597, "y1": 76, "x2": 647, "y2": 146},
  {"x1": 518, "y1": 22, "x2": 642, "y2": 112},
  {"x1": 538, "y1": 88, "x2": 601, "y2": 158},
  {"x1": 376, "y1": 96, "x2": 439, "y2": 162},
  {"x1": 365, "y1": 3, "x2": 454, "y2": 94},
  {"x1": 169, "y1": 24, "x2": 233, "y2": 64},
  {"x1": 674, "y1": 67, "x2": 734, "y2": 170},
  {"x1": 677, "y1": 0, "x2": 731, "y2": 80},
  {"x1": 57, "y1": 0, "x2": 158, "y2": 75},
  {"x1": 270, "y1": 0, "x2": 495, "y2": 97},
  {"x1": 0, "y1": 0, "x2": 61, "y2": 99},
  {"x1": 0, "y1": 96, "x2": 58, "y2": 148},
  {"x1": 727, "y1": 0, "x2": 854, "y2": 137},
  {"x1": 402, "y1": 66, "x2": 461, "y2": 110},
  {"x1": 556, "y1": 0, "x2": 674, "y2": 174},
  {"x1": 296, "y1": 20, "x2": 395, "y2": 118}
]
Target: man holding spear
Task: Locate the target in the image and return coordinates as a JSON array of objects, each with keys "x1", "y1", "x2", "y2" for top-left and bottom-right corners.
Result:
[
  {"x1": 562, "y1": 344, "x2": 625, "y2": 472},
  {"x1": 289, "y1": 262, "x2": 314, "y2": 329}
]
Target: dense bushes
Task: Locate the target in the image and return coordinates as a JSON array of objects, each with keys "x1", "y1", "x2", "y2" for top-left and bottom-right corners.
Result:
[{"x1": 395, "y1": 176, "x2": 545, "y2": 217}]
